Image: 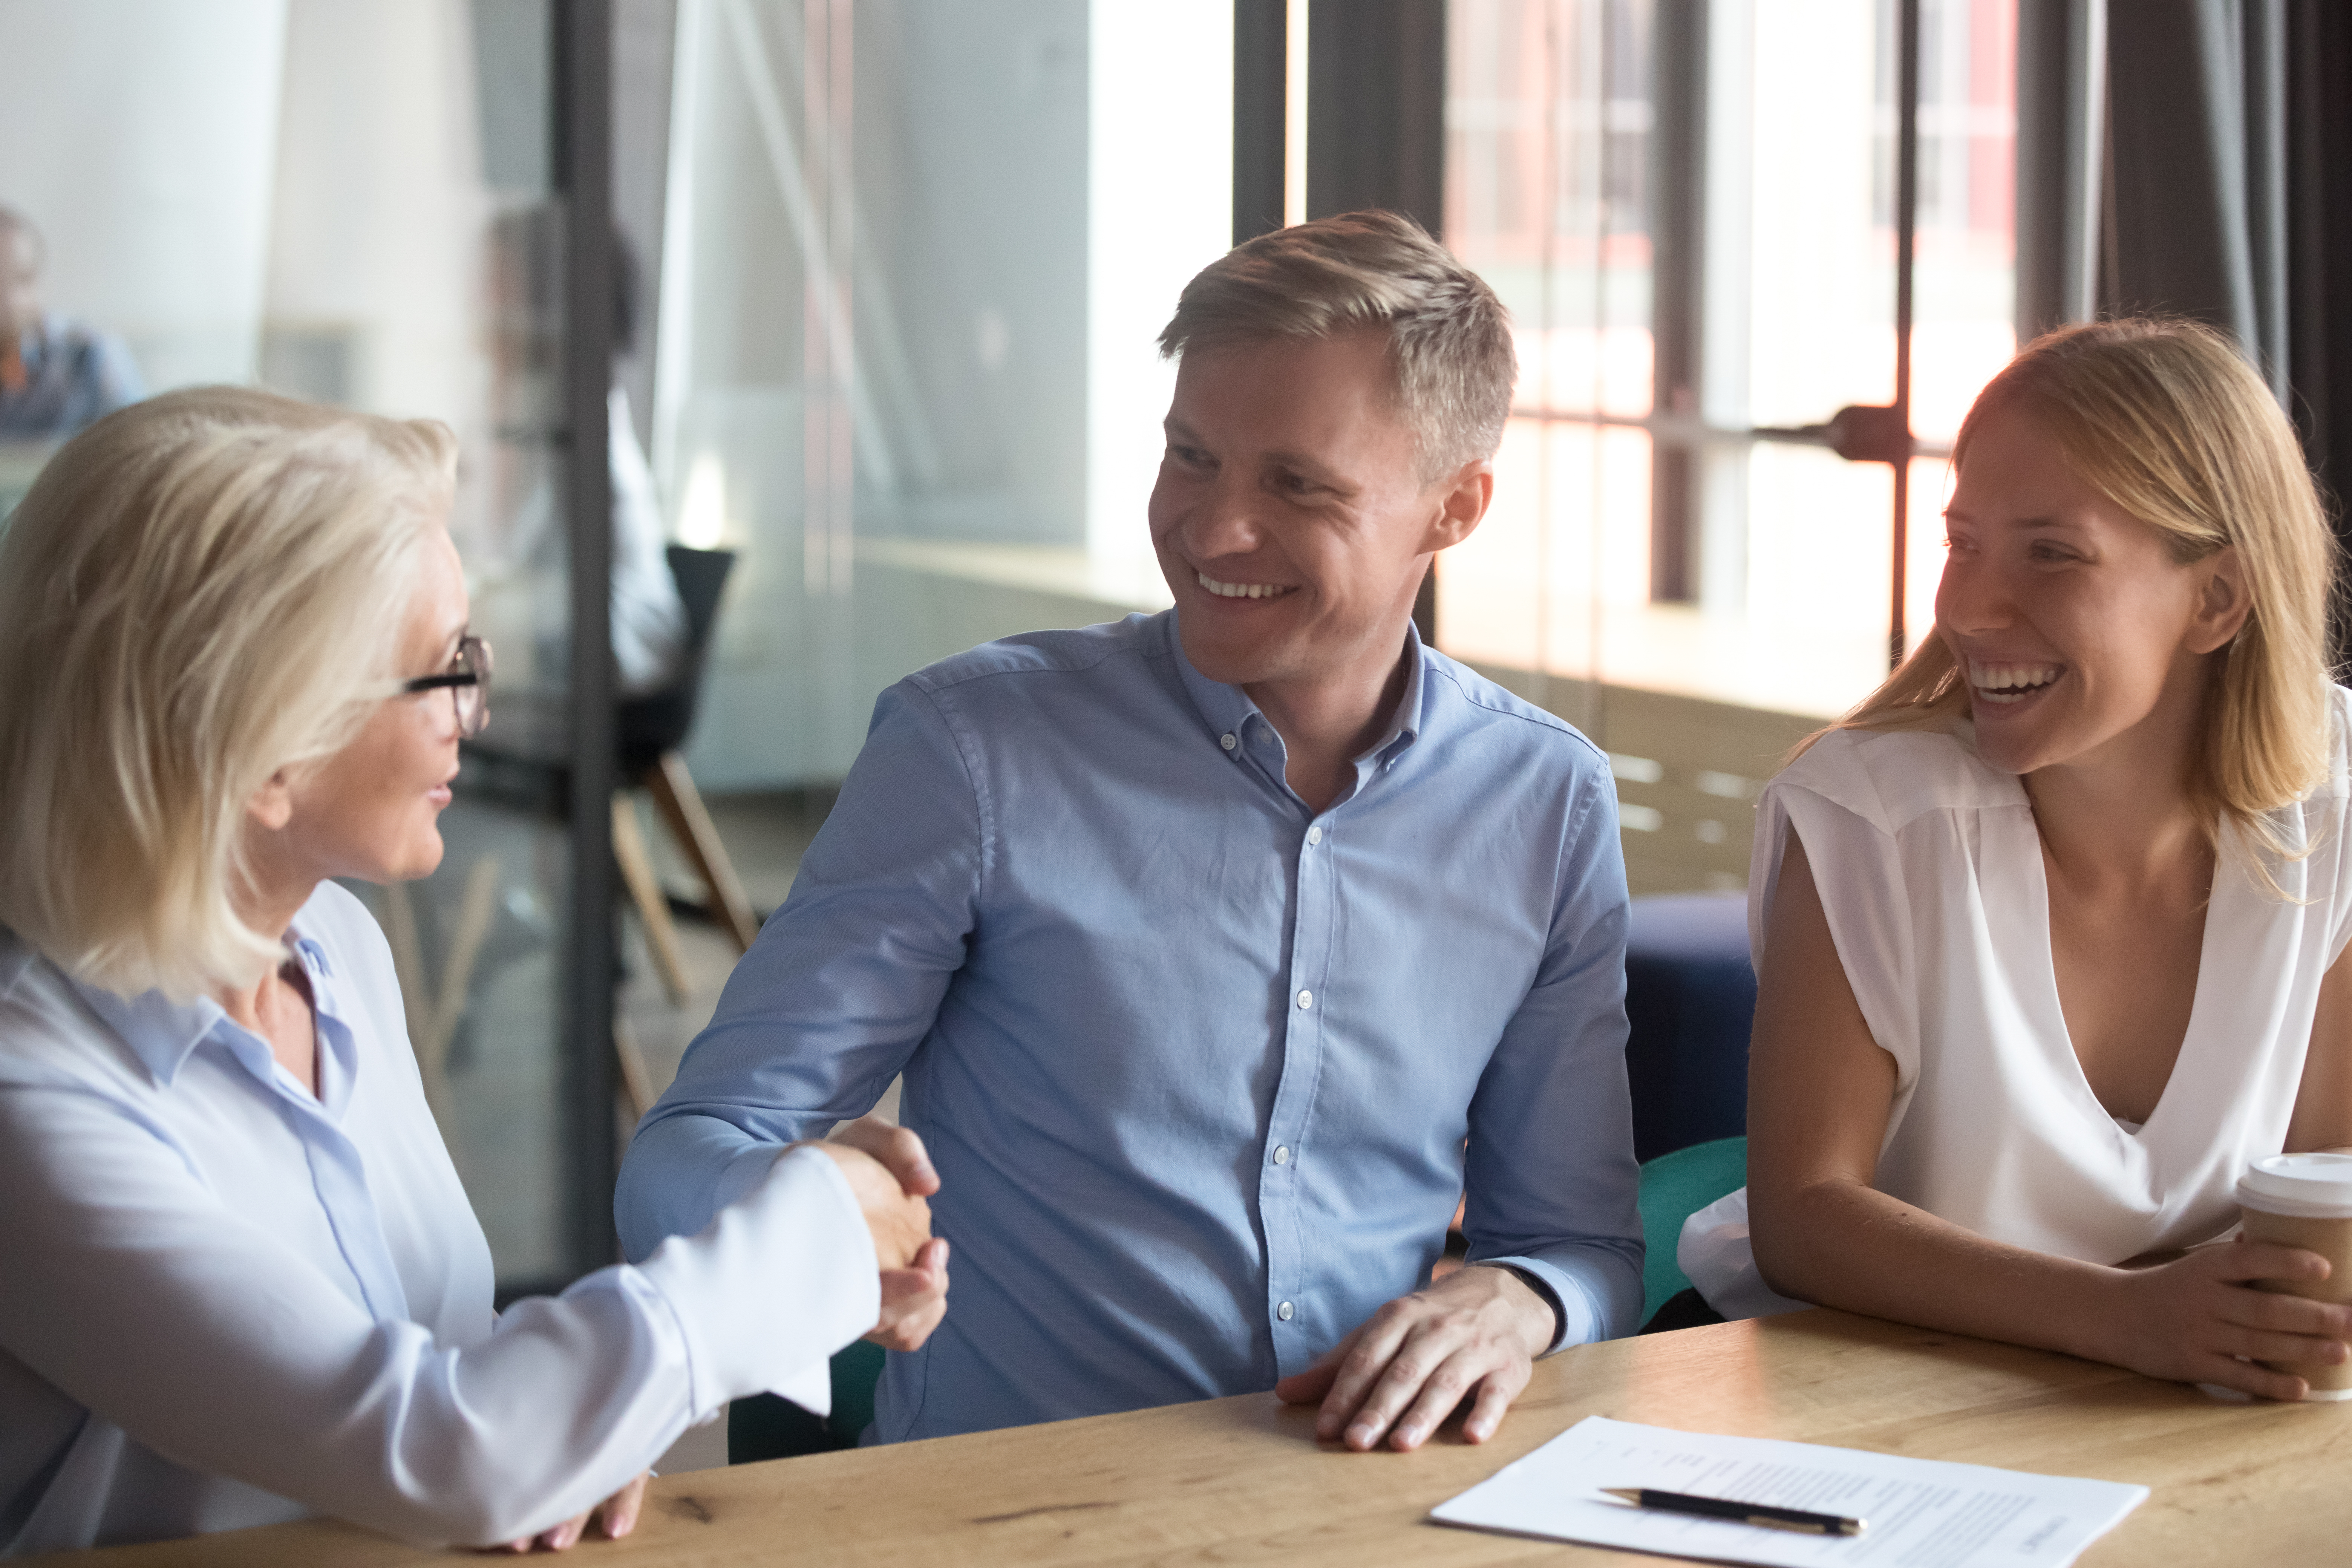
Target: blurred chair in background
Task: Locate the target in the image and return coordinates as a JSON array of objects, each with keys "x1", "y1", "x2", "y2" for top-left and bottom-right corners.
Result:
[{"x1": 611, "y1": 544, "x2": 761, "y2": 1018}]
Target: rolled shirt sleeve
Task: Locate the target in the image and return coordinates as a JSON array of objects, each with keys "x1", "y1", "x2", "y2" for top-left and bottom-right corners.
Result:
[
  {"x1": 617, "y1": 678, "x2": 981, "y2": 1260},
  {"x1": 1462, "y1": 765, "x2": 1646, "y2": 1349}
]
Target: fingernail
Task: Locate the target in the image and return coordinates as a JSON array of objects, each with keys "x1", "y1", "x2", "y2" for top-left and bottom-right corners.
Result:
[{"x1": 1398, "y1": 1424, "x2": 1424, "y2": 1446}]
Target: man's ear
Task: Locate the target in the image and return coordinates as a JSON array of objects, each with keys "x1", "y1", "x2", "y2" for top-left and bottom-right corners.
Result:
[
  {"x1": 2184, "y1": 545, "x2": 2251, "y2": 655},
  {"x1": 1421, "y1": 459, "x2": 1495, "y2": 553},
  {"x1": 247, "y1": 770, "x2": 296, "y2": 834}
]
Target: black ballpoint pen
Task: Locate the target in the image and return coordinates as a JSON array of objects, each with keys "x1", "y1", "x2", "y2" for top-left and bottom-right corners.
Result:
[{"x1": 1599, "y1": 1487, "x2": 1867, "y2": 1536}]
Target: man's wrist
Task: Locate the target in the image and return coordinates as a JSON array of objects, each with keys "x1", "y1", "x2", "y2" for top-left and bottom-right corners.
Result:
[{"x1": 1471, "y1": 1262, "x2": 1565, "y2": 1355}]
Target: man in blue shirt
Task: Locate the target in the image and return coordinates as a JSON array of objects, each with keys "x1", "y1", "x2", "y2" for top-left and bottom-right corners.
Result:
[{"x1": 617, "y1": 211, "x2": 1642, "y2": 1451}]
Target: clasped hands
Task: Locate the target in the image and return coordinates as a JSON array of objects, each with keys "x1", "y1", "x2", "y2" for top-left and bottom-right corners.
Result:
[
  {"x1": 491, "y1": 1115, "x2": 948, "y2": 1554},
  {"x1": 807, "y1": 1114, "x2": 951, "y2": 1353}
]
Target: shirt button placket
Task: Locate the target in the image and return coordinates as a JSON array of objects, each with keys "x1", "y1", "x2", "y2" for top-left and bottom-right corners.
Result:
[{"x1": 1271, "y1": 796, "x2": 1328, "y2": 1362}]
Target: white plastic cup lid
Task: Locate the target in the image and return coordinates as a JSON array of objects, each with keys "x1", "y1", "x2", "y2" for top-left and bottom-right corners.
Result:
[{"x1": 2238, "y1": 1153, "x2": 2352, "y2": 1219}]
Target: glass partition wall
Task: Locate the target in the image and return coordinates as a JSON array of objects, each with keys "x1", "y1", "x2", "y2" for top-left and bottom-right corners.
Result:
[
  {"x1": 1441, "y1": 0, "x2": 2020, "y2": 890},
  {"x1": 0, "y1": 0, "x2": 614, "y2": 1291}
]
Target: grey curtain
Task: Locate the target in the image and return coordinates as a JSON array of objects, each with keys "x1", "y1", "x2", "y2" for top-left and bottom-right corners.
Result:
[
  {"x1": 2103, "y1": 0, "x2": 2289, "y2": 396},
  {"x1": 2019, "y1": 0, "x2": 2352, "y2": 657},
  {"x1": 2016, "y1": 0, "x2": 2105, "y2": 338},
  {"x1": 2285, "y1": 0, "x2": 2352, "y2": 576}
]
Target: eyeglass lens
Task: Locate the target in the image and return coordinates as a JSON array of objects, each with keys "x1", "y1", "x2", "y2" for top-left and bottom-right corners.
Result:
[{"x1": 454, "y1": 636, "x2": 492, "y2": 738}]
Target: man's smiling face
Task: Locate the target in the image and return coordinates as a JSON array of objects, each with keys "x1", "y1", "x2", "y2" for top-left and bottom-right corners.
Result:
[{"x1": 1148, "y1": 328, "x2": 1470, "y2": 696}]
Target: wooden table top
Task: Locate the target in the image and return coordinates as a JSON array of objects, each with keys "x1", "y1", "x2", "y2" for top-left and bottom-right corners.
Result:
[{"x1": 52, "y1": 1308, "x2": 2352, "y2": 1565}]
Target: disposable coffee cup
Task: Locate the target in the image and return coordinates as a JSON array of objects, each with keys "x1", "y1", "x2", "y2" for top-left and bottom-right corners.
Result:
[{"x1": 2236, "y1": 1152, "x2": 2352, "y2": 1400}]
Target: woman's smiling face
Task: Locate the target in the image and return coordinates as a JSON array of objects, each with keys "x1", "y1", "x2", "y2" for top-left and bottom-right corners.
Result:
[{"x1": 1935, "y1": 400, "x2": 2247, "y2": 779}]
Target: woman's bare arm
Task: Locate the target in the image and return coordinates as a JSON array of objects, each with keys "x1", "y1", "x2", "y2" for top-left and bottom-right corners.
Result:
[
  {"x1": 2285, "y1": 944, "x2": 2352, "y2": 1154},
  {"x1": 1746, "y1": 834, "x2": 2352, "y2": 1399}
]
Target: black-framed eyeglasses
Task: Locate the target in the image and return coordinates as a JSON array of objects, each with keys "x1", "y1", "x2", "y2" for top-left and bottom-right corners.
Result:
[{"x1": 401, "y1": 634, "x2": 493, "y2": 739}]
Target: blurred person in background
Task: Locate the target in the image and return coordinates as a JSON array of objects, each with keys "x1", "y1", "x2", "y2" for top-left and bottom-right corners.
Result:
[
  {"x1": 0, "y1": 205, "x2": 143, "y2": 441},
  {"x1": 0, "y1": 387, "x2": 947, "y2": 1557}
]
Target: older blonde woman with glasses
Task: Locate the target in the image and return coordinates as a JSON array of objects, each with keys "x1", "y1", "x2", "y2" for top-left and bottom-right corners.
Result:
[
  {"x1": 0, "y1": 388, "x2": 949, "y2": 1557},
  {"x1": 1674, "y1": 319, "x2": 2352, "y2": 1401}
]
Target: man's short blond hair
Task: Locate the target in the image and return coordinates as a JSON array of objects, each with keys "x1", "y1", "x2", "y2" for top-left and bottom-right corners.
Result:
[
  {"x1": 0, "y1": 387, "x2": 455, "y2": 998},
  {"x1": 1157, "y1": 210, "x2": 1517, "y2": 481}
]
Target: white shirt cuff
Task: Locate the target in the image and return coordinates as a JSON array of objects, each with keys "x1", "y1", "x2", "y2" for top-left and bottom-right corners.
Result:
[{"x1": 632, "y1": 1145, "x2": 880, "y2": 1417}]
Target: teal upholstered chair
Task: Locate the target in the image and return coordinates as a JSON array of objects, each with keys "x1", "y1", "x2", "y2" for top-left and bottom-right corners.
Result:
[
  {"x1": 727, "y1": 1342, "x2": 887, "y2": 1462},
  {"x1": 1635, "y1": 1135, "x2": 1747, "y2": 1328}
]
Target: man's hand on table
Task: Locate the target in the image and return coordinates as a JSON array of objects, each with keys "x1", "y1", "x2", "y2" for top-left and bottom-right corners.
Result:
[
  {"x1": 808, "y1": 1116, "x2": 951, "y2": 1352},
  {"x1": 1275, "y1": 1264, "x2": 1556, "y2": 1452}
]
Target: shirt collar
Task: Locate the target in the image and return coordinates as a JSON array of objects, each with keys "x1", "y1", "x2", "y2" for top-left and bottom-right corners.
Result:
[
  {"x1": 1166, "y1": 610, "x2": 1263, "y2": 753},
  {"x1": 1368, "y1": 621, "x2": 1429, "y2": 764},
  {"x1": 67, "y1": 912, "x2": 350, "y2": 1097},
  {"x1": 1165, "y1": 609, "x2": 1430, "y2": 770},
  {"x1": 69, "y1": 975, "x2": 225, "y2": 1087}
]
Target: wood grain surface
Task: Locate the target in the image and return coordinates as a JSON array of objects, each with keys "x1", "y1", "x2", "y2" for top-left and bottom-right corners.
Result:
[{"x1": 43, "y1": 1309, "x2": 2352, "y2": 1565}]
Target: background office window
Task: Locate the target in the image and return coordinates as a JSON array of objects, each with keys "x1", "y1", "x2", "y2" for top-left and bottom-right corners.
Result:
[
  {"x1": 646, "y1": 0, "x2": 1228, "y2": 790},
  {"x1": 1441, "y1": 0, "x2": 2018, "y2": 889}
]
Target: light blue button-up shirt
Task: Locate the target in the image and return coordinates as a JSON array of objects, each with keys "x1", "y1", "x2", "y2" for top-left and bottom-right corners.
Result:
[
  {"x1": 0, "y1": 883, "x2": 875, "y2": 1556},
  {"x1": 617, "y1": 610, "x2": 1643, "y2": 1441}
]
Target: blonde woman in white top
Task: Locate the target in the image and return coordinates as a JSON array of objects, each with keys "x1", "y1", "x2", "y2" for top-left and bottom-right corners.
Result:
[
  {"x1": 0, "y1": 389, "x2": 949, "y2": 1556},
  {"x1": 1679, "y1": 319, "x2": 2352, "y2": 1402}
]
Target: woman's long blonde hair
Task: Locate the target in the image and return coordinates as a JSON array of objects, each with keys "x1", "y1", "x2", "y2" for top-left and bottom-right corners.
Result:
[
  {"x1": 0, "y1": 387, "x2": 456, "y2": 999},
  {"x1": 1811, "y1": 318, "x2": 2337, "y2": 862}
]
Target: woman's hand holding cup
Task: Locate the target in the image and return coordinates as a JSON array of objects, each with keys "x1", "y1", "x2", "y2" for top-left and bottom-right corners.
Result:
[{"x1": 2103, "y1": 1239, "x2": 2352, "y2": 1402}]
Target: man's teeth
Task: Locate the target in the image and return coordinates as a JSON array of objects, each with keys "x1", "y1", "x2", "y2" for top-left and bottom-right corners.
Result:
[
  {"x1": 1969, "y1": 661, "x2": 2061, "y2": 705},
  {"x1": 1198, "y1": 572, "x2": 1295, "y2": 600}
]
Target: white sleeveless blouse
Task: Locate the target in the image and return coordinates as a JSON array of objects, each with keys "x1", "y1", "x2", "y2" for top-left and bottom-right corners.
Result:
[{"x1": 1681, "y1": 689, "x2": 2352, "y2": 1320}]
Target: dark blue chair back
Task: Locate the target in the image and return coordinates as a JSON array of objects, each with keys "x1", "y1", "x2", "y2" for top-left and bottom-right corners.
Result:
[{"x1": 1624, "y1": 893, "x2": 1756, "y2": 1162}]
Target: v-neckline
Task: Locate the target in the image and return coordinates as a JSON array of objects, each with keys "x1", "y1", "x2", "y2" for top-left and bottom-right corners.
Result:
[{"x1": 2023, "y1": 813, "x2": 2230, "y2": 1143}]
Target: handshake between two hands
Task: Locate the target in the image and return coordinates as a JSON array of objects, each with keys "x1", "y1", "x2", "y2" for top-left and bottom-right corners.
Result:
[
  {"x1": 805, "y1": 1115, "x2": 952, "y2": 1354},
  {"x1": 487, "y1": 1118, "x2": 948, "y2": 1554}
]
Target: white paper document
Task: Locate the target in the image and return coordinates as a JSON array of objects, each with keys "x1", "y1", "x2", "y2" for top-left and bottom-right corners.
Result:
[{"x1": 1430, "y1": 1417, "x2": 2147, "y2": 1568}]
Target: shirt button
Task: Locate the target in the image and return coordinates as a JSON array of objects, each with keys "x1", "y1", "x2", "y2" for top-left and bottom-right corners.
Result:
[
  {"x1": 1296, "y1": 989, "x2": 1313, "y2": 1009},
  {"x1": 1277, "y1": 1300, "x2": 1295, "y2": 1321},
  {"x1": 1306, "y1": 825, "x2": 1323, "y2": 846},
  {"x1": 1220, "y1": 732, "x2": 1237, "y2": 751},
  {"x1": 1273, "y1": 1145, "x2": 1290, "y2": 1165}
]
